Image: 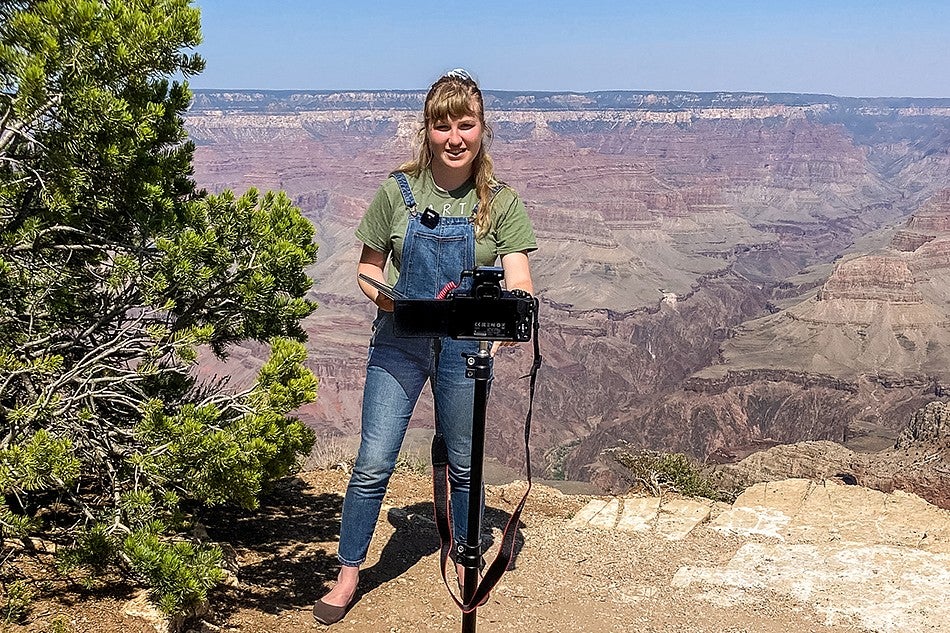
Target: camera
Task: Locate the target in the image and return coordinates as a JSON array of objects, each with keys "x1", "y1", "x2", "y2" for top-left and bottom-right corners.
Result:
[{"x1": 360, "y1": 267, "x2": 535, "y2": 342}]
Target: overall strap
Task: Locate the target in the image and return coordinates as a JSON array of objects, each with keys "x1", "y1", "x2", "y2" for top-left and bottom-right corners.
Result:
[
  {"x1": 391, "y1": 171, "x2": 417, "y2": 210},
  {"x1": 393, "y1": 172, "x2": 504, "y2": 216}
]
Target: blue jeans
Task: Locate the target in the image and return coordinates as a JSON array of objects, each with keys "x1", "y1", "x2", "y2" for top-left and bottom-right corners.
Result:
[{"x1": 337, "y1": 312, "x2": 483, "y2": 567}]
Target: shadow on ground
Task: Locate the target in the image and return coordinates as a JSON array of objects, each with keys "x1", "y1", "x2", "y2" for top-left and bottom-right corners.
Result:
[
  {"x1": 360, "y1": 502, "x2": 526, "y2": 595},
  {"x1": 202, "y1": 477, "x2": 525, "y2": 619},
  {"x1": 201, "y1": 477, "x2": 343, "y2": 618}
]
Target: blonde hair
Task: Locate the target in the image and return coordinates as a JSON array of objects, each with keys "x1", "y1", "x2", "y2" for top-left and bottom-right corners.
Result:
[{"x1": 397, "y1": 70, "x2": 499, "y2": 237}]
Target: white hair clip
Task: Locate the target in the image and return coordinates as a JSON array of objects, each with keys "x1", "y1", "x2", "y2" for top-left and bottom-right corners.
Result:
[{"x1": 445, "y1": 68, "x2": 475, "y2": 83}]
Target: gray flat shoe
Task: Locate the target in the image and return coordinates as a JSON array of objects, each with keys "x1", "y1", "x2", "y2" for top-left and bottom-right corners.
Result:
[{"x1": 312, "y1": 598, "x2": 350, "y2": 626}]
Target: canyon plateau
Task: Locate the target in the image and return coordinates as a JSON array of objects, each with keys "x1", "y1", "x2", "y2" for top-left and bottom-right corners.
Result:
[{"x1": 186, "y1": 89, "x2": 950, "y2": 506}]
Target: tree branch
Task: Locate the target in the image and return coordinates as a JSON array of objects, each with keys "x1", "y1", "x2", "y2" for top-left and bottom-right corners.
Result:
[{"x1": 0, "y1": 94, "x2": 61, "y2": 157}]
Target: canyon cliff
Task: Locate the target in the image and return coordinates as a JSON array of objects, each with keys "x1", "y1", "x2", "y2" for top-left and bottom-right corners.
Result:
[
  {"x1": 186, "y1": 89, "x2": 950, "y2": 500},
  {"x1": 574, "y1": 191, "x2": 950, "y2": 507}
]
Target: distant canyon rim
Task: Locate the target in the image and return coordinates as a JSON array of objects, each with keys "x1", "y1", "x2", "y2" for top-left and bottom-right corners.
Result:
[{"x1": 186, "y1": 89, "x2": 950, "y2": 504}]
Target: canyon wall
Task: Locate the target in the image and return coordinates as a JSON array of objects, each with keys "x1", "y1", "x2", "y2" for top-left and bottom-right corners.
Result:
[
  {"x1": 185, "y1": 90, "x2": 950, "y2": 485},
  {"x1": 572, "y1": 190, "x2": 950, "y2": 488}
]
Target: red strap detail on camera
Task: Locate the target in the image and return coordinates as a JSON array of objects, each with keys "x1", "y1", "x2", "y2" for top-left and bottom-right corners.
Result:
[{"x1": 436, "y1": 281, "x2": 458, "y2": 300}]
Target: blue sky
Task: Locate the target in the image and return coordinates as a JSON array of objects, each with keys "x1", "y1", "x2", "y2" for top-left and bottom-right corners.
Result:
[{"x1": 189, "y1": 0, "x2": 950, "y2": 97}]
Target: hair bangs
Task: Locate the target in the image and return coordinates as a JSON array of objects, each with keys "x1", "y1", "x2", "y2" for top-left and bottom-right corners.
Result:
[{"x1": 425, "y1": 84, "x2": 481, "y2": 125}]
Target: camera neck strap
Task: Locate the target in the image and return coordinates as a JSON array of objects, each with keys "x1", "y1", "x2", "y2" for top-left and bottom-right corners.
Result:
[{"x1": 431, "y1": 297, "x2": 542, "y2": 613}]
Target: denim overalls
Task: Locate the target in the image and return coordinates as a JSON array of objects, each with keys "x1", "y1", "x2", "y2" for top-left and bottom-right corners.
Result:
[{"x1": 337, "y1": 172, "x2": 483, "y2": 567}]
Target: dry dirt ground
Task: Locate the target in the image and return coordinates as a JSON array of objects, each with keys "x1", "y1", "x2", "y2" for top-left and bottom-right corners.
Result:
[{"x1": 3, "y1": 469, "x2": 893, "y2": 633}]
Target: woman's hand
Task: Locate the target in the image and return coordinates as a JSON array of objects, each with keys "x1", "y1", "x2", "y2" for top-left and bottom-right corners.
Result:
[
  {"x1": 374, "y1": 293, "x2": 395, "y2": 312},
  {"x1": 493, "y1": 251, "x2": 535, "y2": 356},
  {"x1": 357, "y1": 245, "x2": 394, "y2": 312},
  {"x1": 491, "y1": 340, "x2": 516, "y2": 356}
]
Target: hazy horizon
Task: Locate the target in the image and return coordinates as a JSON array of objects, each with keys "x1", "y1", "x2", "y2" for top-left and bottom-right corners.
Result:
[{"x1": 188, "y1": 86, "x2": 950, "y2": 101}]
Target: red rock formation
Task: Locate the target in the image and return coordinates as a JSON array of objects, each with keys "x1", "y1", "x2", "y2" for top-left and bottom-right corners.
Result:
[
  {"x1": 186, "y1": 93, "x2": 950, "y2": 488},
  {"x1": 817, "y1": 256, "x2": 922, "y2": 303},
  {"x1": 706, "y1": 401, "x2": 950, "y2": 510},
  {"x1": 890, "y1": 230, "x2": 935, "y2": 252},
  {"x1": 906, "y1": 189, "x2": 950, "y2": 232},
  {"x1": 908, "y1": 236, "x2": 950, "y2": 275},
  {"x1": 708, "y1": 432, "x2": 950, "y2": 510}
]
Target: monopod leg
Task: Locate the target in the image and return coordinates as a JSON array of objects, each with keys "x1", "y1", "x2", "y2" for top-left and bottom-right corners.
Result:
[{"x1": 460, "y1": 342, "x2": 491, "y2": 633}]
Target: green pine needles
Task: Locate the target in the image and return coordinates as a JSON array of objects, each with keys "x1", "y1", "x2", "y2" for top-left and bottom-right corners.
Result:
[
  {"x1": 604, "y1": 443, "x2": 730, "y2": 501},
  {"x1": 0, "y1": 0, "x2": 319, "y2": 617}
]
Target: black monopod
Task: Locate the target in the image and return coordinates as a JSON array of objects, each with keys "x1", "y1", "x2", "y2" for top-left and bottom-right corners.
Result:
[{"x1": 360, "y1": 267, "x2": 539, "y2": 633}]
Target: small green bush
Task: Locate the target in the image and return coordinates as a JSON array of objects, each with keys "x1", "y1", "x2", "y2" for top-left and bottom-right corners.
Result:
[
  {"x1": 48, "y1": 615, "x2": 72, "y2": 633},
  {"x1": 604, "y1": 444, "x2": 730, "y2": 501},
  {"x1": 123, "y1": 529, "x2": 224, "y2": 614},
  {"x1": 1, "y1": 579, "x2": 34, "y2": 624},
  {"x1": 546, "y1": 439, "x2": 582, "y2": 481}
]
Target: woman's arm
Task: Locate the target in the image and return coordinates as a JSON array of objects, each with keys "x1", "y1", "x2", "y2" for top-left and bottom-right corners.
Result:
[
  {"x1": 493, "y1": 250, "x2": 534, "y2": 354},
  {"x1": 501, "y1": 250, "x2": 534, "y2": 295},
  {"x1": 357, "y1": 244, "x2": 394, "y2": 312}
]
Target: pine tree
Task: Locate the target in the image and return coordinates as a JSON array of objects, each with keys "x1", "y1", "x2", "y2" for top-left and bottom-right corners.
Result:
[{"x1": 0, "y1": 0, "x2": 318, "y2": 614}]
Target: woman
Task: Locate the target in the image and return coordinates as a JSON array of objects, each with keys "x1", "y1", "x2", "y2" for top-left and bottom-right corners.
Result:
[{"x1": 313, "y1": 68, "x2": 537, "y2": 625}]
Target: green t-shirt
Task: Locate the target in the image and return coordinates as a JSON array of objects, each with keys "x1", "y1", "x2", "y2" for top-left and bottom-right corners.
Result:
[{"x1": 355, "y1": 169, "x2": 538, "y2": 285}]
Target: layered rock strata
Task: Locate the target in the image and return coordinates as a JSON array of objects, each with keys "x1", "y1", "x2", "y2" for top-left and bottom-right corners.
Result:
[
  {"x1": 186, "y1": 91, "x2": 950, "y2": 489},
  {"x1": 704, "y1": 400, "x2": 950, "y2": 510},
  {"x1": 571, "y1": 192, "x2": 950, "y2": 489}
]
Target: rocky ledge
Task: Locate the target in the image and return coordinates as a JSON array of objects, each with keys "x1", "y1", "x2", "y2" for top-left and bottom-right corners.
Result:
[{"x1": 711, "y1": 401, "x2": 950, "y2": 510}]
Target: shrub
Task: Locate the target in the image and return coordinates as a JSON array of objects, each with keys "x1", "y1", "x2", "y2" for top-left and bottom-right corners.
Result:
[{"x1": 604, "y1": 444, "x2": 731, "y2": 501}]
